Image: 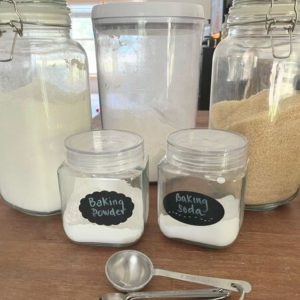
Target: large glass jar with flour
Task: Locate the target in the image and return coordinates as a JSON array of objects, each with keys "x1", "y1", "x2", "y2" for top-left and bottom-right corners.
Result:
[
  {"x1": 210, "y1": 0, "x2": 300, "y2": 210},
  {"x1": 0, "y1": 0, "x2": 92, "y2": 215},
  {"x1": 58, "y1": 130, "x2": 149, "y2": 246},
  {"x1": 92, "y1": 1, "x2": 205, "y2": 182}
]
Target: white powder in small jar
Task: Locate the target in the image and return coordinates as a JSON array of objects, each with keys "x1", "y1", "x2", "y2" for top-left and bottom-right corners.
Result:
[
  {"x1": 157, "y1": 129, "x2": 247, "y2": 248},
  {"x1": 158, "y1": 195, "x2": 241, "y2": 248},
  {"x1": 62, "y1": 178, "x2": 145, "y2": 245}
]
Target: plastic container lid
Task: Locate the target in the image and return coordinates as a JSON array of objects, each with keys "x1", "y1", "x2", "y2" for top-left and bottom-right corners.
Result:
[
  {"x1": 166, "y1": 128, "x2": 248, "y2": 174},
  {"x1": 92, "y1": 1, "x2": 204, "y2": 20},
  {"x1": 65, "y1": 130, "x2": 145, "y2": 173}
]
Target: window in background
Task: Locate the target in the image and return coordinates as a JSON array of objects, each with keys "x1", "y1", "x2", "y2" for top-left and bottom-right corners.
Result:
[{"x1": 70, "y1": 4, "x2": 100, "y2": 118}]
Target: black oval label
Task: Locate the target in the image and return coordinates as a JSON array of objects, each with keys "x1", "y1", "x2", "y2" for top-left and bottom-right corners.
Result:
[
  {"x1": 163, "y1": 191, "x2": 225, "y2": 226},
  {"x1": 79, "y1": 191, "x2": 134, "y2": 226}
]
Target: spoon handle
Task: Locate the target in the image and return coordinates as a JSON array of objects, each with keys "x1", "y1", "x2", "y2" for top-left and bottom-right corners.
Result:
[
  {"x1": 126, "y1": 288, "x2": 230, "y2": 300},
  {"x1": 153, "y1": 268, "x2": 252, "y2": 294}
]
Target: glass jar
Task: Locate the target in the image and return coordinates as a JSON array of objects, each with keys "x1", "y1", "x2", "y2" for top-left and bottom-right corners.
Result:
[
  {"x1": 58, "y1": 130, "x2": 149, "y2": 246},
  {"x1": 92, "y1": 1, "x2": 205, "y2": 182},
  {"x1": 0, "y1": 0, "x2": 92, "y2": 215},
  {"x1": 210, "y1": 0, "x2": 300, "y2": 210},
  {"x1": 157, "y1": 129, "x2": 248, "y2": 248}
]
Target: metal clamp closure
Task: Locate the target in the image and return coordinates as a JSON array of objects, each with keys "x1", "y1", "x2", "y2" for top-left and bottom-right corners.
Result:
[
  {"x1": 265, "y1": 0, "x2": 298, "y2": 59},
  {"x1": 0, "y1": 0, "x2": 24, "y2": 62}
]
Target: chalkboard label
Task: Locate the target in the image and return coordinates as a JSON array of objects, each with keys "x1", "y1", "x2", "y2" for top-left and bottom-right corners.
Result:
[
  {"x1": 163, "y1": 191, "x2": 224, "y2": 226},
  {"x1": 79, "y1": 191, "x2": 134, "y2": 226}
]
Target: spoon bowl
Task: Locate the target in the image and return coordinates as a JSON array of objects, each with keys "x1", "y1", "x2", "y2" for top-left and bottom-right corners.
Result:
[{"x1": 105, "y1": 250, "x2": 153, "y2": 291}]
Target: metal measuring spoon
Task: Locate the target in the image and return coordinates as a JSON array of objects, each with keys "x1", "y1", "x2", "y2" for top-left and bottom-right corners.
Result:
[
  {"x1": 105, "y1": 250, "x2": 252, "y2": 295},
  {"x1": 101, "y1": 288, "x2": 231, "y2": 300}
]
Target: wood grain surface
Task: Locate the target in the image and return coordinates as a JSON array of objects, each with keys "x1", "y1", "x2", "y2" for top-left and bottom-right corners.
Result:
[{"x1": 0, "y1": 112, "x2": 299, "y2": 300}]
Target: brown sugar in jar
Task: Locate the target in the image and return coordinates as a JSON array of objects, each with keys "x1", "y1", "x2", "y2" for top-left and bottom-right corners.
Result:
[{"x1": 210, "y1": 90, "x2": 300, "y2": 210}]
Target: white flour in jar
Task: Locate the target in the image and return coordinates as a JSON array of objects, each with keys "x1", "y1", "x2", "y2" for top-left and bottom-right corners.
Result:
[
  {"x1": 62, "y1": 178, "x2": 145, "y2": 245},
  {"x1": 0, "y1": 80, "x2": 91, "y2": 214},
  {"x1": 102, "y1": 109, "x2": 178, "y2": 182},
  {"x1": 98, "y1": 29, "x2": 200, "y2": 181},
  {"x1": 158, "y1": 195, "x2": 241, "y2": 247}
]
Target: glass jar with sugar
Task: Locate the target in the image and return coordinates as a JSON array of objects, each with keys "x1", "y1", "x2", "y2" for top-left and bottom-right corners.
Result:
[
  {"x1": 157, "y1": 129, "x2": 248, "y2": 248},
  {"x1": 58, "y1": 130, "x2": 149, "y2": 246},
  {"x1": 210, "y1": 0, "x2": 300, "y2": 210}
]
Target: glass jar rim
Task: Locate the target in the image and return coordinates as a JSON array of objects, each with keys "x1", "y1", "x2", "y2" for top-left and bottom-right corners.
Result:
[
  {"x1": 0, "y1": 0, "x2": 71, "y2": 28},
  {"x1": 228, "y1": 0, "x2": 299, "y2": 27}
]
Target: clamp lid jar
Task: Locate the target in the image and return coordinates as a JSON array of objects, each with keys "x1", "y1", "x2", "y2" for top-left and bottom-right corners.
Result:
[
  {"x1": 210, "y1": 0, "x2": 300, "y2": 210},
  {"x1": 0, "y1": 0, "x2": 91, "y2": 215},
  {"x1": 157, "y1": 128, "x2": 248, "y2": 248}
]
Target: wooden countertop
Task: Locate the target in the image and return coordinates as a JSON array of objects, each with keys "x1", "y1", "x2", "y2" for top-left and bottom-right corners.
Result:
[{"x1": 1, "y1": 112, "x2": 300, "y2": 300}]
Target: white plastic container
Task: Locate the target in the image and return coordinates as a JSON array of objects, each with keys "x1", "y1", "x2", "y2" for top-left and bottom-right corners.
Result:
[{"x1": 92, "y1": 1, "x2": 205, "y2": 181}]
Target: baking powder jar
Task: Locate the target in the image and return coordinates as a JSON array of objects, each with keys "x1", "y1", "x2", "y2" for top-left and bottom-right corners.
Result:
[
  {"x1": 58, "y1": 130, "x2": 149, "y2": 246},
  {"x1": 157, "y1": 128, "x2": 248, "y2": 248}
]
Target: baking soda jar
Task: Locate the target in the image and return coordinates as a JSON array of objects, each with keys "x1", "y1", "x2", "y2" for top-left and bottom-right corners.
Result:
[
  {"x1": 92, "y1": 1, "x2": 205, "y2": 182},
  {"x1": 157, "y1": 129, "x2": 248, "y2": 248},
  {"x1": 58, "y1": 130, "x2": 149, "y2": 246},
  {"x1": 0, "y1": 0, "x2": 92, "y2": 215},
  {"x1": 210, "y1": 0, "x2": 300, "y2": 210}
]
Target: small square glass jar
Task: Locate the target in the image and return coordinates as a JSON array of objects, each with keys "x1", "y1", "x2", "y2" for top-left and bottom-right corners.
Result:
[
  {"x1": 58, "y1": 130, "x2": 149, "y2": 246},
  {"x1": 157, "y1": 129, "x2": 248, "y2": 248}
]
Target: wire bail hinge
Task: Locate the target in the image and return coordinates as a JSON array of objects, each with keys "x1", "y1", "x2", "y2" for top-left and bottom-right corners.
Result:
[
  {"x1": 0, "y1": 0, "x2": 24, "y2": 62},
  {"x1": 265, "y1": 0, "x2": 298, "y2": 59}
]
